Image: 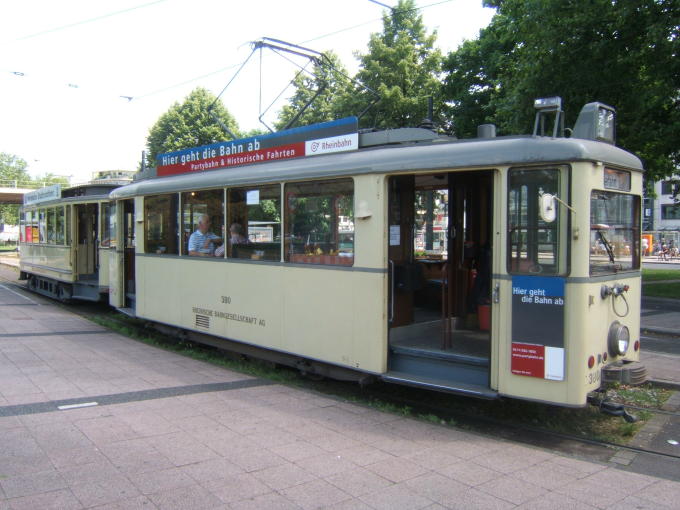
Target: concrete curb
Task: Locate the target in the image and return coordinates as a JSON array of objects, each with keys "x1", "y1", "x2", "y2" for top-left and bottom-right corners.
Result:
[
  {"x1": 642, "y1": 295, "x2": 680, "y2": 307},
  {"x1": 641, "y1": 326, "x2": 680, "y2": 337},
  {"x1": 646, "y1": 378, "x2": 680, "y2": 391}
]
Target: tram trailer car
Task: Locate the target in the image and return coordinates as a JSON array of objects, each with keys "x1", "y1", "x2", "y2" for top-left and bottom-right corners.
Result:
[
  {"x1": 19, "y1": 183, "x2": 118, "y2": 302},
  {"x1": 26, "y1": 100, "x2": 642, "y2": 408}
]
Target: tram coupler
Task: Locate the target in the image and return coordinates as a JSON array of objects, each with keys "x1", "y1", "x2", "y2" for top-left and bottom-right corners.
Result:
[
  {"x1": 588, "y1": 393, "x2": 638, "y2": 423},
  {"x1": 600, "y1": 283, "x2": 629, "y2": 299}
]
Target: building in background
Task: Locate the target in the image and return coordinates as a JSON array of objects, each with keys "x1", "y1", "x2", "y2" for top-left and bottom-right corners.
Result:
[{"x1": 643, "y1": 176, "x2": 680, "y2": 252}]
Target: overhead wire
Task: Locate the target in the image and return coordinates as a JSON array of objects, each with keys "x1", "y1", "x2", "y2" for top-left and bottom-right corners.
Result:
[
  {"x1": 2, "y1": 0, "x2": 454, "y2": 103},
  {"x1": 6, "y1": 0, "x2": 169, "y2": 43},
  {"x1": 129, "y1": 0, "x2": 454, "y2": 101}
]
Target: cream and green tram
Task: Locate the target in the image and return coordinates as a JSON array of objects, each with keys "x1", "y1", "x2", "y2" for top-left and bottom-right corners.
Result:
[
  {"x1": 109, "y1": 102, "x2": 643, "y2": 407},
  {"x1": 19, "y1": 183, "x2": 118, "y2": 301}
]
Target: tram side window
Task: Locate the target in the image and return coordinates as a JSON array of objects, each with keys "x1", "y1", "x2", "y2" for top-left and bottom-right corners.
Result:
[
  {"x1": 182, "y1": 190, "x2": 224, "y2": 257},
  {"x1": 23, "y1": 211, "x2": 33, "y2": 243},
  {"x1": 285, "y1": 179, "x2": 354, "y2": 266},
  {"x1": 19, "y1": 211, "x2": 24, "y2": 243},
  {"x1": 227, "y1": 185, "x2": 281, "y2": 261},
  {"x1": 65, "y1": 206, "x2": 71, "y2": 245},
  {"x1": 46, "y1": 208, "x2": 56, "y2": 244},
  {"x1": 39, "y1": 209, "x2": 46, "y2": 243},
  {"x1": 55, "y1": 207, "x2": 65, "y2": 245},
  {"x1": 508, "y1": 168, "x2": 564, "y2": 275},
  {"x1": 145, "y1": 194, "x2": 179, "y2": 255},
  {"x1": 32, "y1": 210, "x2": 39, "y2": 243},
  {"x1": 102, "y1": 203, "x2": 116, "y2": 248},
  {"x1": 590, "y1": 191, "x2": 640, "y2": 274}
]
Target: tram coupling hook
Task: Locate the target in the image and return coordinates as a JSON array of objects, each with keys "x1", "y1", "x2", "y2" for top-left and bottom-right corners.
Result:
[
  {"x1": 600, "y1": 283, "x2": 629, "y2": 299},
  {"x1": 587, "y1": 394, "x2": 638, "y2": 423}
]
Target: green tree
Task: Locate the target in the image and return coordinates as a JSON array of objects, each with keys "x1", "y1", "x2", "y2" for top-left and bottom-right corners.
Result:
[
  {"x1": 0, "y1": 153, "x2": 30, "y2": 185},
  {"x1": 275, "y1": 51, "x2": 353, "y2": 129},
  {"x1": 145, "y1": 87, "x2": 240, "y2": 168},
  {"x1": 442, "y1": 16, "x2": 514, "y2": 138},
  {"x1": 0, "y1": 155, "x2": 69, "y2": 225},
  {"x1": 0, "y1": 153, "x2": 30, "y2": 226},
  {"x1": 443, "y1": 0, "x2": 680, "y2": 181},
  {"x1": 347, "y1": 0, "x2": 444, "y2": 129}
]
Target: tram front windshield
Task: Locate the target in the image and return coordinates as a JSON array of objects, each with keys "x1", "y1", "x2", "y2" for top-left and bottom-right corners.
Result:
[{"x1": 590, "y1": 191, "x2": 640, "y2": 274}]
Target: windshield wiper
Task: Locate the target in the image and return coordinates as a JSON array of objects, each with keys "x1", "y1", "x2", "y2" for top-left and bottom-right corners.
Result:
[{"x1": 597, "y1": 230, "x2": 616, "y2": 264}]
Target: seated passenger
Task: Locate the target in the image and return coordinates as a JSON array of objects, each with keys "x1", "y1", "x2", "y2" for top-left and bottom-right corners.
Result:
[
  {"x1": 188, "y1": 214, "x2": 221, "y2": 257},
  {"x1": 229, "y1": 223, "x2": 249, "y2": 245}
]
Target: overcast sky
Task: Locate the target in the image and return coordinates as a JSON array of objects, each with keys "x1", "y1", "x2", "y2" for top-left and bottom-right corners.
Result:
[{"x1": 0, "y1": 0, "x2": 495, "y2": 183}]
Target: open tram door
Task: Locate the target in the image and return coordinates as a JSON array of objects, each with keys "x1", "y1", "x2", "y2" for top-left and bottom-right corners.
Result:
[
  {"x1": 74, "y1": 203, "x2": 98, "y2": 279},
  {"x1": 70, "y1": 202, "x2": 103, "y2": 300},
  {"x1": 109, "y1": 199, "x2": 136, "y2": 314},
  {"x1": 384, "y1": 171, "x2": 497, "y2": 398}
]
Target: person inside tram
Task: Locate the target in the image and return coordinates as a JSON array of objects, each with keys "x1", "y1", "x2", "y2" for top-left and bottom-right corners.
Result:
[
  {"x1": 214, "y1": 225, "x2": 226, "y2": 257},
  {"x1": 188, "y1": 214, "x2": 221, "y2": 257},
  {"x1": 229, "y1": 223, "x2": 249, "y2": 245}
]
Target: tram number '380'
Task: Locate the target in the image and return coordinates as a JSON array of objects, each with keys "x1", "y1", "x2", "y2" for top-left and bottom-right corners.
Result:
[{"x1": 586, "y1": 370, "x2": 601, "y2": 385}]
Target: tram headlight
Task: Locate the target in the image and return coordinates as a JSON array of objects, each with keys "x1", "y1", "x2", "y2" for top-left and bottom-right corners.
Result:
[{"x1": 607, "y1": 321, "x2": 630, "y2": 357}]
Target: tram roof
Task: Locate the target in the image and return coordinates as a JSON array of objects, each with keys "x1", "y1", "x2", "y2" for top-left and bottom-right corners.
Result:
[
  {"x1": 110, "y1": 135, "x2": 643, "y2": 199},
  {"x1": 21, "y1": 182, "x2": 121, "y2": 209}
]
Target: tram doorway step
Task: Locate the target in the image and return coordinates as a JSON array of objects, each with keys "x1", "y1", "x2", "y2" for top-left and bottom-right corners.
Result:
[
  {"x1": 382, "y1": 371, "x2": 497, "y2": 399},
  {"x1": 388, "y1": 343, "x2": 488, "y2": 386},
  {"x1": 72, "y1": 283, "x2": 103, "y2": 302},
  {"x1": 117, "y1": 307, "x2": 136, "y2": 318}
]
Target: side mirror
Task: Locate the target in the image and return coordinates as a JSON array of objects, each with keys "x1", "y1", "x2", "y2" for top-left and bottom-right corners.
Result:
[{"x1": 538, "y1": 193, "x2": 557, "y2": 223}]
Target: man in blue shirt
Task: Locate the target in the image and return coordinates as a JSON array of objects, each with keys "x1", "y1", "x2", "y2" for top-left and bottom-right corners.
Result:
[{"x1": 188, "y1": 214, "x2": 221, "y2": 257}]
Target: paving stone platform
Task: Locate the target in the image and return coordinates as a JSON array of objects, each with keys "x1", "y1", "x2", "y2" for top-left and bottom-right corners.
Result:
[{"x1": 1, "y1": 270, "x2": 680, "y2": 509}]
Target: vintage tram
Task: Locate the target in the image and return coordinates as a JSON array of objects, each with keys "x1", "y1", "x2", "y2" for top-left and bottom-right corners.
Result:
[
  {"x1": 18, "y1": 182, "x2": 120, "y2": 301},
  {"x1": 20, "y1": 99, "x2": 644, "y2": 406}
]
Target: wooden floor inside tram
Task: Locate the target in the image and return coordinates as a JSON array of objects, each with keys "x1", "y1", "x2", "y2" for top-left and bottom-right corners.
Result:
[{"x1": 390, "y1": 319, "x2": 490, "y2": 365}]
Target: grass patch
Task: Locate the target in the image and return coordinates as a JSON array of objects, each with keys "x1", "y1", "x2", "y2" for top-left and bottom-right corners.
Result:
[
  {"x1": 85, "y1": 310, "x2": 673, "y2": 446},
  {"x1": 0, "y1": 245, "x2": 18, "y2": 252},
  {"x1": 641, "y1": 269, "x2": 680, "y2": 297},
  {"x1": 643, "y1": 282, "x2": 680, "y2": 299},
  {"x1": 605, "y1": 382, "x2": 672, "y2": 409},
  {"x1": 642, "y1": 268, "x2": 680, "y2": 282},
  {"x1": 87, "y1": 313, "x2": 304, "y2": 385}
]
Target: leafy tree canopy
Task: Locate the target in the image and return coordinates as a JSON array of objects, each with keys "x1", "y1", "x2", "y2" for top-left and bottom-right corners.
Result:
[
  {"x1": 276, "y1": 0, "x2": 444, "y2": 130},
  {"x1": 0, "y1": 153, "x2": 30, "y2": 185},
  {"x1": 443, "y1": 0, "x2": 680, "y2": 181},
  {"x1": 351, "y1": 0, "x2": 444, "y2": 129},
  {"x1": 0, "y1": 153, "x2": 69, "y2": 225},
  {"x1": 145, "y1": 87, "x2": 240, "y2": 168},
  {"x1": 275, "y1": 51, "x2": 353, "y2": 130}
]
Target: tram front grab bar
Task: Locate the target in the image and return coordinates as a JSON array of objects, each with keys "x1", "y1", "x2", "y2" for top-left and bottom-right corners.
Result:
[
  {"x1": 492, "y1": 282, "x2": 500, "y2": 303},
  {"x1": 388, "y1": 260, "x2": 395, "y2": 323}
]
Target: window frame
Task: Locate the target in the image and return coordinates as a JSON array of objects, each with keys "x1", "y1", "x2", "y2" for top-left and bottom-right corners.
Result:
[
  {"x1": 181, "y1": 188, "x2": 225, "y2": 258},
  {"x1": 284, "y1": 178, "x2": 355, "y2": 267},
  {"x1": 226, "y1": 183, "x2": 282, "y2": 262},
  {"x1": 144, "y1": 194, "x2": 180, "y2": 255},
  {"x1": 661, "y1": 203, "x2": 680, "y2": 220},
  {"x1": 507, "y1": 166, "x2": 570, "y2": 276},
  {"x1": 589, "y1": 190, "x2": 640, "y2": 274}
]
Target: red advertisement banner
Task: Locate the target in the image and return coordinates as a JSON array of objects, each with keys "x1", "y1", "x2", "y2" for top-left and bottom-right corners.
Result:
[
  {"x1": 157, "y1": 142, "x2": 305, "y2": 177},
  {"x1": 511, "y1": 342, "x2": 545, "y2": 378}
]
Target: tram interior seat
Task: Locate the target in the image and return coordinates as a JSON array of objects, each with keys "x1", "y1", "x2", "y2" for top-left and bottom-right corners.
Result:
[
  {"x1": 232, "y1": 243, "x2": 280, "y2": 260},
  {"x1": 394, "y1": 263, "x2": 424, "y2": 292}
]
